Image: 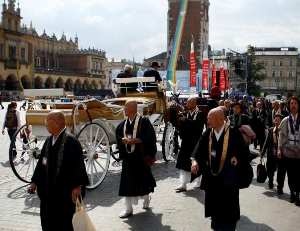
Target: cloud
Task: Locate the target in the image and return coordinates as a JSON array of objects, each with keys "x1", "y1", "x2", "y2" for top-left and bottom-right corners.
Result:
[{"x1": 18, "y1": 0, "x2": 300, "y2": 61}]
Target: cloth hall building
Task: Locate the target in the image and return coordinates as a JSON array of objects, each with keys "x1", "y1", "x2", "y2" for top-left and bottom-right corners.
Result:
[{"x1": 0, "y1": 0, "x2": 107, "y2": 93}]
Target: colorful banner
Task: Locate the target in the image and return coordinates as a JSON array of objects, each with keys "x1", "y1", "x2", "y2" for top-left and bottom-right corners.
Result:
[
  {"x1": 220, "y1": 67, "x2": 225, "y2": 91},
  {"x1": 211, "y1": 63, "x2": 217, "y2": 87},
  {"x1": 190, "y1": 41, "x2": 197, "y2": 87},
  {"x1": 202, "y1": 59, "x2": 209, "y2": 90},
  {"x1": 166, "y1": 0, "x2": 189, "y2": 87},
  {"x1": 225, "y1": 69, "x2": 230, "y2": 90}
]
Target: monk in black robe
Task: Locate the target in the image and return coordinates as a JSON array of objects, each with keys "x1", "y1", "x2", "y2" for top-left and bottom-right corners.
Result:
[
  {"x1": 116, "y1": 101, "x2": 157, "y2": 218},
  {"x1": 175, "y1": 97, "x2": 205, "y2": 192},
  {"x1": 192, "y1": 108, "x2": 249, "y2": 231},
  {"x1": 29, "y1": 111, "x2": 89, "y2": 231}
]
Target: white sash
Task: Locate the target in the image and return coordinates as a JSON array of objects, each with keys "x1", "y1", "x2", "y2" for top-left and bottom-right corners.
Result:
[{"x1": 123, "y1": 114, "x2": 141, "y2": 153}]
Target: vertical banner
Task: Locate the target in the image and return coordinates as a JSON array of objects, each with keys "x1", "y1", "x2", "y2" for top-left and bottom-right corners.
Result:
[
  {"x1": 219, "y1": 67, "x2": 225, "y2": 91},
  {"x1": 202, "y1": 59, "x2": 209, "y2": 90},
  {"x1": 166, "y1": 0, "x2": 189, "y2": 88},
  {"x1": 211, "y1": 63, "x2": 217, "y2": 87},
  {"x1": 225, "y1": 69, "x2": 229, "y2": 90},
  {"x1": 190, "y1": 41, "x2": 197, "y2": 87}
]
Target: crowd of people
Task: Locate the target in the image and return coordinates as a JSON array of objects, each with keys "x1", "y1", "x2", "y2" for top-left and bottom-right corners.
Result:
[{"x1": 1, "y1": 91, "x2": 299, "y2": 230}]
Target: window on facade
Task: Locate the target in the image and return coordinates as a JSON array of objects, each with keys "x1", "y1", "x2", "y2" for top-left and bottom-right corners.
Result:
[
  {"x1": 21, "y1": 48, "x2": 26, "y2": 61},
  {"x1": 0, "y1": 44, "x2": 3, "y2": 58},
  {"x1": 290, "y1": 59, "x2": 293, "y2": 66},
  {"x1": 279, "y1": 60, "x2": 283, "y2": 66},
  {"x1": 9, "y1": 46, "x2": 17, "y2": 60},
  {"x1": 36, "y1": 57, "x2": 41, "y2": 67},
  {"x1": 288, "y1": 72, "x2": 292, "y2": 78},
  {"x1": 280, "y1": 71, "x2": 283, "y2": 77},
  {"x1": 273, "y1": 60, "x2": 276, "y2": 66},
  {"x1": 272, "y1": 71, "x2": 275, "y2": 78}
]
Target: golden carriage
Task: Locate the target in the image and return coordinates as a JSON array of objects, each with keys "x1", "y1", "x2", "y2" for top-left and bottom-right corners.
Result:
[{"x1": 10, "y1": 77, "x2": 175, "y2": 189}]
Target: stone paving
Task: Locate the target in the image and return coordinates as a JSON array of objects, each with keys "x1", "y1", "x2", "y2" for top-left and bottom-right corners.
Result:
[{"x1": 0, "y1": 102, "x2": 299, "y2": 231}]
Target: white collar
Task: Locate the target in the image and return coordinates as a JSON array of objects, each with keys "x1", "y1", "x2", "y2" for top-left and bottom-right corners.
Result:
[
  {"x1": 292, "y1": 113, "x2": 298, "y2": 122},
  {"x1": 214, "y1": 123, "x2": 225, "y2": 141},
  {"x1": 189, "y1": 107, "x2": 199, "y2": 119},
  {"x1": 128, "y1": 114, "x2": 137, "y2": 124},
  {"x1": 52, "y1": 128, "x2": 66, "y2": 146}
]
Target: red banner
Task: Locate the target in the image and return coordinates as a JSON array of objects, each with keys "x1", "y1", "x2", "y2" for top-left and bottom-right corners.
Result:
[
  {"x1": 225, "y1": 69, "x2": 229, "y2": 90},
  {"x1": 219, "y1": 67, "x2": 225, "y2": 91},
  {"x1": 202, "y1": 59, "x2": 209, "y2": 90},
  {"x1": 190, "y1": 42, "x2": 197, "y2": 87},
  {"x1": 211, "y1": 63, "x2": 217, "y2": 87}
]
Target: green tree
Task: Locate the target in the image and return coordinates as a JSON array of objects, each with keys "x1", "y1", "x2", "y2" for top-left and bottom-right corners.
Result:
[{"x1": 246, "y1": 45, "x2": 266, "y2": 96}]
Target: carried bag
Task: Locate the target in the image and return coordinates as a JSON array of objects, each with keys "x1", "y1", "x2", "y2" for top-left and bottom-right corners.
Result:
[
  {"x1": 239, "y1": 125, "x2": 256, "y2": 145},
  {"x1": 256, "y1": 158, "x2": 267, "y2": 183},
  {"x1": 72, "y1": 198, "x2": 96, "y2": 231}
]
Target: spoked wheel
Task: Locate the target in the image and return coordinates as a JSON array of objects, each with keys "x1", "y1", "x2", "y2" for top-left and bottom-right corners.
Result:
[
  {"x1": 77, "y1": 122, "x2": 111, "y2": 189},
  {"x1": 9, "y1": 125, "x2": 46, "y2": 183},
  {"x1": 162, "y1": 122, "x2": 179, "y2": 162}
]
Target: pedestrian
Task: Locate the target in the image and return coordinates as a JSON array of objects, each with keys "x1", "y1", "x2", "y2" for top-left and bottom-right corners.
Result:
[
  {"x1": 116, "y1": 100, "x2": 157, "y2": 218},
  {"x1": 191, "y1": 108, "x2": 250, "y2": 231},
  {"x1": 28, "y1": 110, "x2": 89, "y2": 231},
  {"x1": 278, "y1": 96, "x2": 300, "y2": 206},
  {"x1": 175, "y1": 97, "x2": 205, "y2": 192},
  {"x1": 2, "y1": 101, "x2": 21, "y2": 158},
  {"x1": 116, "y1": 64, "x2": 137, "y2": 93},
  {"x1": 251, "y1": 100, "x2": 267, "y2": 151},
  {"x1": 143, "y1": 61, "x2": 162, "y2": 83},
  {"x1": 261, "y1": 113, "x2": 286, "y2": 193},
  {"x1": 0, "y1": 93, "x2": 4, "y2": 110},
  {"x1": 229, "y1": 101, "x2": 250, "y2": 129},
  {"x1": 20, "y1": 100, "x2": 27, "y2": 111}
]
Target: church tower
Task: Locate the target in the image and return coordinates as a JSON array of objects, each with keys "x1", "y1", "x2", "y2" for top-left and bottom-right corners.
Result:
[
  {"x1": 167, "y1": 0, "x2": 209, "y2": 69},
  {"x1": 2, "y1": 0, "x2": 22, "y2": 32}
]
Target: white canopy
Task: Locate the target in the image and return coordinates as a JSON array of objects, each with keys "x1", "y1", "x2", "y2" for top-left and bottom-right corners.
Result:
[{"x1": 23, "y1": 88, "x2": 65, "y2": 97}]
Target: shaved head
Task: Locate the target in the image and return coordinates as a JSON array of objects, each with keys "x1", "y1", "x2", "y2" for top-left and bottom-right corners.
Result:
[
  {"x1": 207, "y1": 108, "x2": 225, "y2": 129},
  {"x1": 46, "y1": 110, "x2": 66, "y2": 136},
  {"x1": 125, "y1": 100, "x2": 138, "y2": 119}
]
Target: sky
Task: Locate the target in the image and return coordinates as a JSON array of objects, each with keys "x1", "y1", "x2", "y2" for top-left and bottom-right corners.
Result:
[{"x1": 18, "y1": 0, "x2": 300, "y2": 62}]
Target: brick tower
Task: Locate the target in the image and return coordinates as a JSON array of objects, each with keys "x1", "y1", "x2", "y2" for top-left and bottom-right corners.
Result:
[{"x1": 167, "y1": 0, "x2": 209, "y2": 70}]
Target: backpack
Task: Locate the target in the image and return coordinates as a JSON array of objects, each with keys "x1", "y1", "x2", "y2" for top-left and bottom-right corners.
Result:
[{"x1": 5, "y1": 109, "x2": 18, "y2": 129}]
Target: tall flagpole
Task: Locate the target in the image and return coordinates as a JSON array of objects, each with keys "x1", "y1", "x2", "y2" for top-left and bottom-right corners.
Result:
[{"x1": 166, "y1": 0, "x2": 188, "y2": 91}]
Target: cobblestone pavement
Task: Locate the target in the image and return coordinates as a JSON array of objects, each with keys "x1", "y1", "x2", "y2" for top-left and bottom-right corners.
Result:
[{"x1": 0, "y1": 102, "x2": 299, "y2": 231}]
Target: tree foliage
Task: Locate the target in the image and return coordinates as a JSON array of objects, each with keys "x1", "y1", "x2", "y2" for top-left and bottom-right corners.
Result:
[{"x1": 246, "y1": 45, "x2": 267, "y2": 96}]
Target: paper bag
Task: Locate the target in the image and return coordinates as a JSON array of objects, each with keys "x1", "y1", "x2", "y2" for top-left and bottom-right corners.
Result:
[{"x1": 72, "y1": 199, "x2": 96, "y2": 231}]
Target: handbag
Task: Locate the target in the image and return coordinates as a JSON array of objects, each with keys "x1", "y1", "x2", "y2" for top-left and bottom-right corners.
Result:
[
  {"x1": 72, "y1": 198, "x2": 96, "y2": 231},
  {"x1": 239, "y1": 125, "x2": 256, "y2": 145},
  {"x1": 256, "y1": 158, "x2": 267, "y2": 183}
]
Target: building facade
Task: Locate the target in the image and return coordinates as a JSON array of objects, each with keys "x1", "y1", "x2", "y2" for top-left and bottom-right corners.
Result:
[
  {"x1": 167, "y1": 0, "x2": 209, "y2": 70},
  {"x1": 255, "y1": 47, "x2": 298, "y2": 95},
  {"x1": 0, "y1": 0, "x2": 107, "y2": 93}
]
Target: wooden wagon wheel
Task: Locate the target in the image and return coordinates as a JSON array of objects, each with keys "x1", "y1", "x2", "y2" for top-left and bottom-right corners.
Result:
[
  {"x1": 77, "y1": 122, "x2": 111, "y2": 189},
  {"x1": 162, "y1": 122, "x2": 179, "y2": 162},
  {"x1": 9, "y1": 125, "x2": 46, "y2": 183}
]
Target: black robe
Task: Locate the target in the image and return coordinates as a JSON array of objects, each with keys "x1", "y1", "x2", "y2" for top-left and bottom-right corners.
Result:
[
  {"x1": 32, "y1": 131, "x2": 89, "y2": 231},
  {"x1": 251, "y1": 109, "x2": 267, "y2": 145},
  {"x1": 176, "y1": 110, "x2": 205, "y2": 172},
  {"x1": 116, "y1": 117, "x2": 157, "y2": 197},
  {"x1": 192, "y1": 127, "x2": 248, "y2": 224}
]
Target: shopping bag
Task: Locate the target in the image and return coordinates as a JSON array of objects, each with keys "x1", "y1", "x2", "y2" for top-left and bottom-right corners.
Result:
[
  {"x1": 72, "y1": 198, "x2": 96, "y2": 231},
  {"x1": 256, "y1": 158, "x2": 267, "y2": 183}
]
